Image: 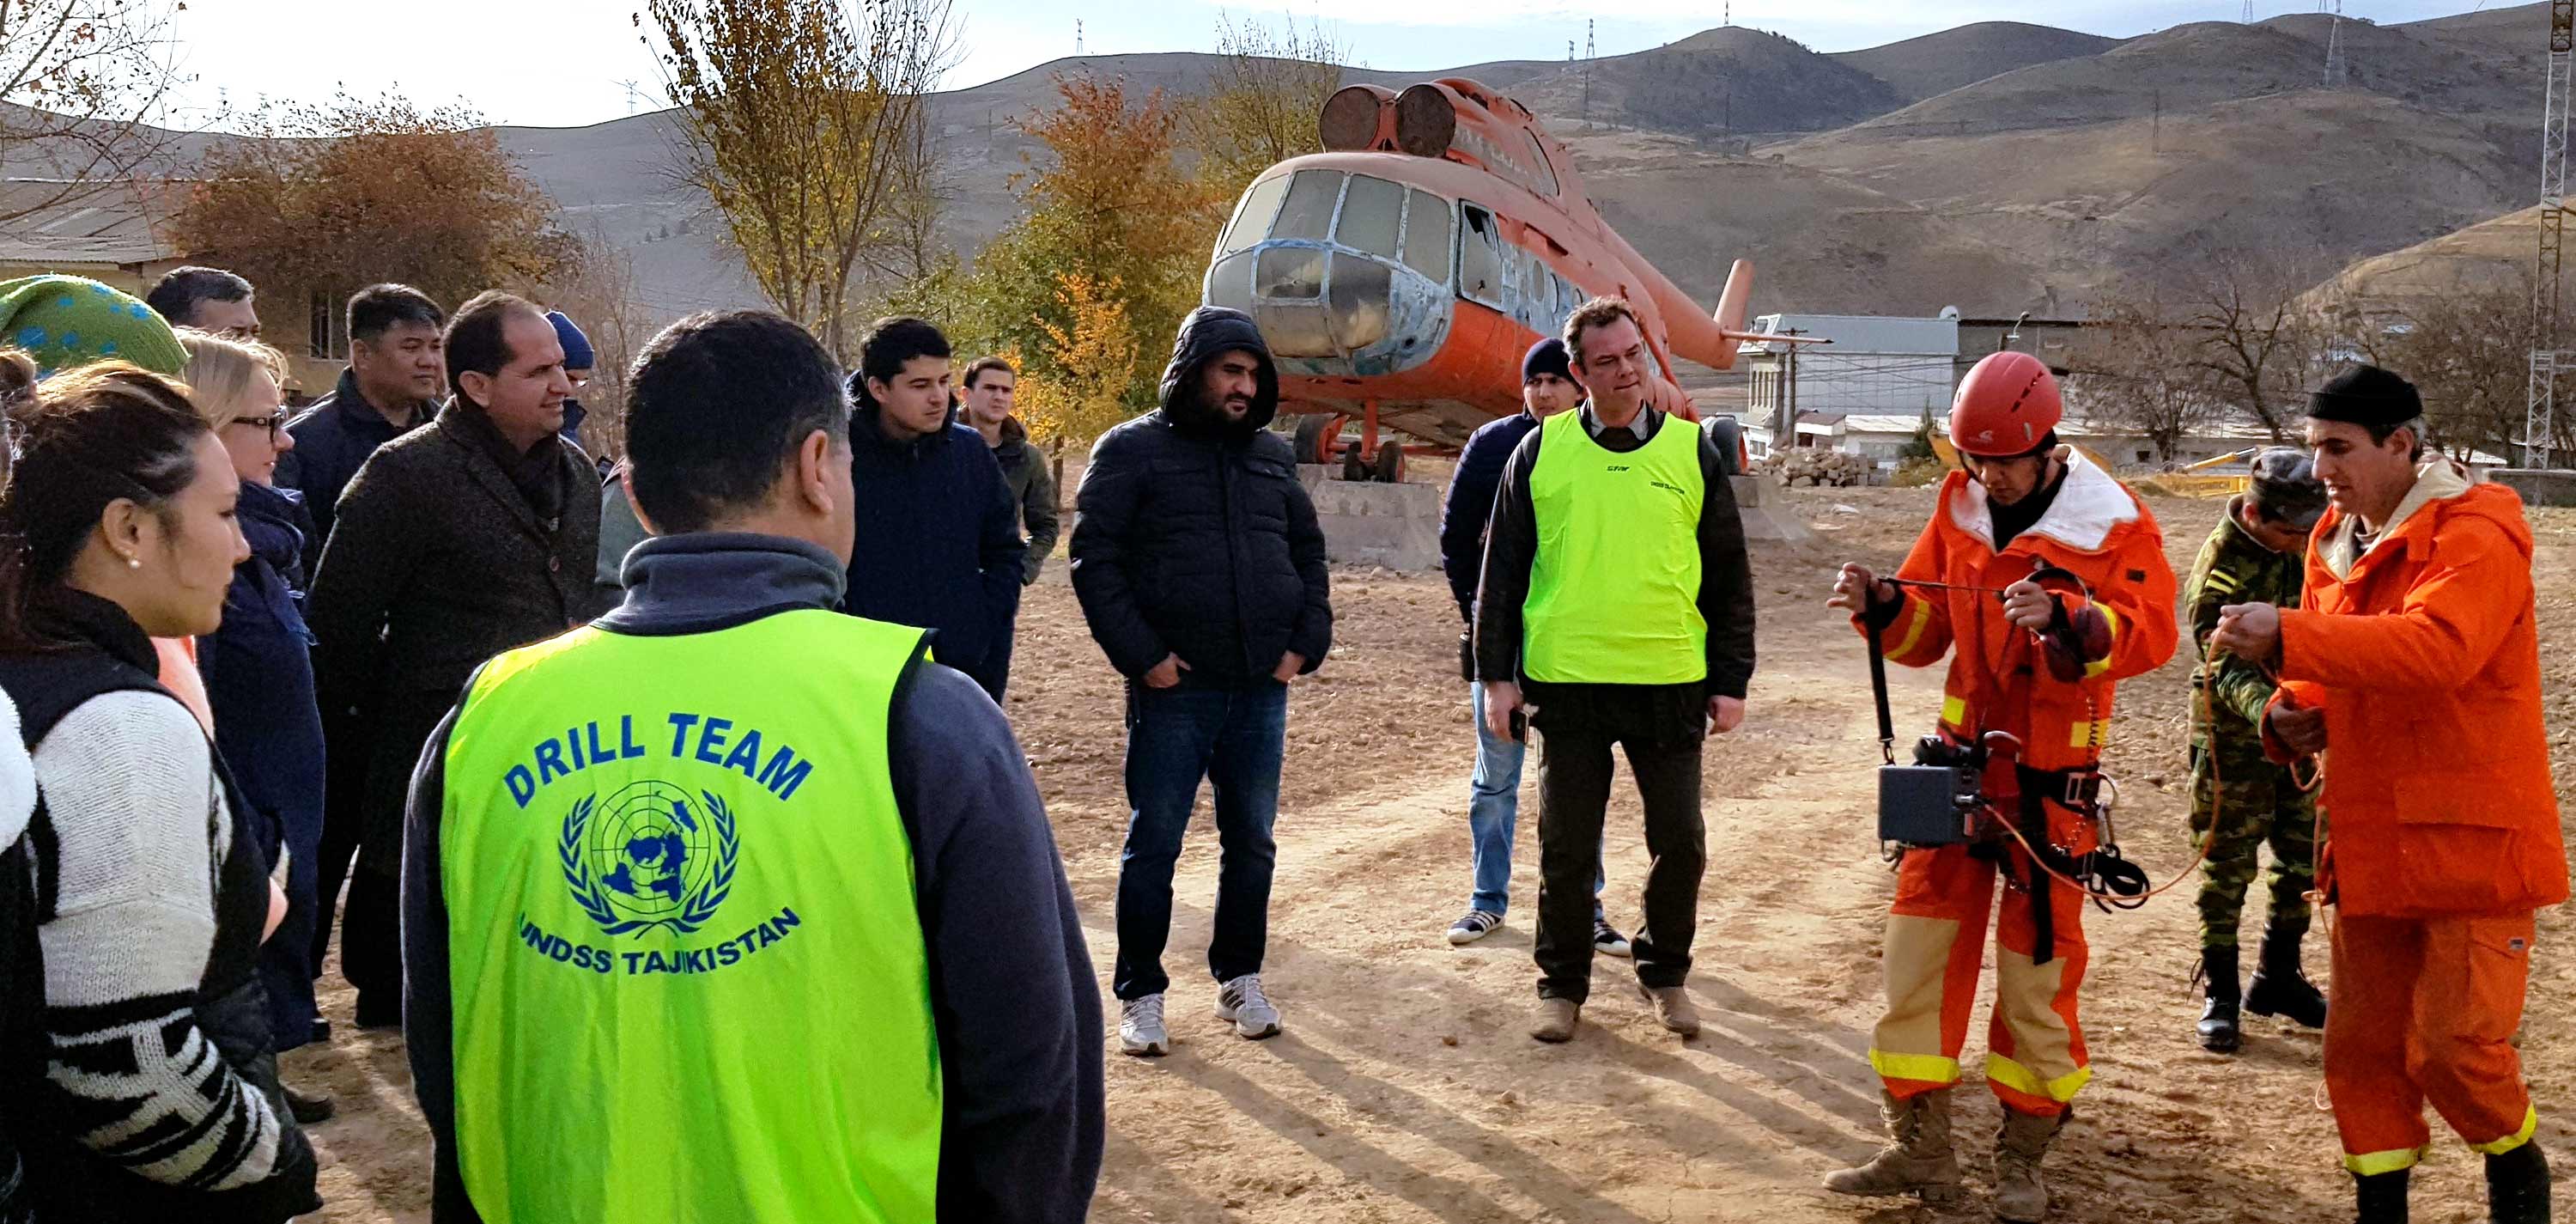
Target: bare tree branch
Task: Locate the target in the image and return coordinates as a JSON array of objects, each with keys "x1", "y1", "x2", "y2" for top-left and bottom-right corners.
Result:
[
  {"x1": 0, "y1": 0, "x2": 188, "y2": 224},
  {"x1": 644, "y1": 0, "x2": 962, "y2": 359}
]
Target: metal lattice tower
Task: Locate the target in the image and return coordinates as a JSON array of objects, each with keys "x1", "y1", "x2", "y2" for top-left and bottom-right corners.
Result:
[
  {"x1": 2531, "y1": 0, "x2": 2574, "y2": 467},
  {"x1": 2243, "y1": 1, "x2": 2257, "y2": 22},
  {"x1": 1075, "y1": 19, "x2": 1084, "y2": 54},
  {"x1": 1583, "y1": 21, "x2": 1596, "y2": 130},
  {"x1": 2322, "y1": 2, "x2": 2348, "y2": 88}
]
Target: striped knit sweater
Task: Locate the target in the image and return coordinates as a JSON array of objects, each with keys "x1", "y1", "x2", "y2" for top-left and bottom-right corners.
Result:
[{"x1": 26, "y1": 689, "x2": 298, "y2": 1201}]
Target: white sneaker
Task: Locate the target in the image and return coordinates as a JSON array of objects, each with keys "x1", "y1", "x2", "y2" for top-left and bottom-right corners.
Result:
[
  {"x1": 1214, "y1": 974, "x2": 1282, "y2": 1038},
  {"x1": 1119, "y1": 994, "x2": 1170, "y2": 1057},
  {"x1": 1448, "y1": 910, "x2": 1504, "y2": 945}
]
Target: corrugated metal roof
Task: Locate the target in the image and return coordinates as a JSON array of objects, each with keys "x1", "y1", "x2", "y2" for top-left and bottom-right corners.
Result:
[{"x1": 0, "y1": 180, "x2": 175, "y2": 267}]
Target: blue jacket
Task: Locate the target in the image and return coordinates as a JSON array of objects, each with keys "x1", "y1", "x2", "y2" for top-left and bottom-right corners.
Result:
[
  {"x1": 841, "y1": 396, "x2": 1025, "y2": 677},
  {"x1": 1438, "y1": 410, "x2": 1540, "y2": 623},
  {"x1": 276, "y1": 368, "x2": 422, "y2": 574},
  {"x1": 196, "y1": 480, "x2": 327, "y2": 1050}
]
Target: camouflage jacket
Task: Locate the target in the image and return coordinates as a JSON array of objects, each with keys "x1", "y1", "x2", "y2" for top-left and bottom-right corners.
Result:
[{"x1": 2186, "y1": 496, "x2": 2304, "y2": 736}]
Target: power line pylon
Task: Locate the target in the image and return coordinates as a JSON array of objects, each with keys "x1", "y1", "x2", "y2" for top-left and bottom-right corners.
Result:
[
  {"x1": 2531, "y1": 0, "x2": 2575, "y2": 466},
  {"x1": 2323, "y1": 1, "x2": 2348, "y2": 88}
]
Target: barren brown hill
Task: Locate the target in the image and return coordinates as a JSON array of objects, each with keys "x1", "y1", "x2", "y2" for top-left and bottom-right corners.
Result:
[
  {"x1": 1772, "y1": 5, "x2": 2547, "y2": 307},
  {"x1": 1560, "y1": 129, "x2": 2050, "y2": 314},
  {"x1": 2306, "y1": 205, "x2": 2544, "y2": 316},
  {"x1": 1827, "y1": 21, "x2": 2124, "y2": 106},
  {"x1": 1509, "y1": 27, "x2": 1902, "y2": 138}
]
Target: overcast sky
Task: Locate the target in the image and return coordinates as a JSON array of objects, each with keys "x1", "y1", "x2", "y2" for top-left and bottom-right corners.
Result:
[{"x1": 159, "y1": 0, "x2": 2504, "y2": 130}]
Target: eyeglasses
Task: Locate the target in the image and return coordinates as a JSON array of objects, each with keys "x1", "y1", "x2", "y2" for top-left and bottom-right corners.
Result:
[{"x1": 231, "y1": 413, "x2": 289, "y2": 439}]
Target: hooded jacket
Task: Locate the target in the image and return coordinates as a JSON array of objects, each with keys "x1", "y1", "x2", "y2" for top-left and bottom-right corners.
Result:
[
  {"x1": 1070, "y1": 307, "x2": 1332, "y2": 682},
  {"x1": 841, "y1": 391, "x2": 1025, "y2": 679},
  {"x1": 2269, "y1": 464, "x2": 2567, "y2": 918},
  {"x1": 1857, "y1": 452, "x2": 2179, "y2": 847}
]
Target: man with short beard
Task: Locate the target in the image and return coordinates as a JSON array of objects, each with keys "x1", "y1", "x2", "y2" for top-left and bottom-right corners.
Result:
[{"x1": 1071, "y1": 306, "x2": 1332, "y2": 1057}]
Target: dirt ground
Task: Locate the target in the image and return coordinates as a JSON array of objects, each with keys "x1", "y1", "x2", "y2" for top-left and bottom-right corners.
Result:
[{"x1": 288, "y1": 484, "x2": 2576, "y2": 1223}]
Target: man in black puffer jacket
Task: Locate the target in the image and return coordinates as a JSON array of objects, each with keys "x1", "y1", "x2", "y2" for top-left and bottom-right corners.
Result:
[{"x1": 1072, "y1": 306, "x2": 1331, "y2": 1058}]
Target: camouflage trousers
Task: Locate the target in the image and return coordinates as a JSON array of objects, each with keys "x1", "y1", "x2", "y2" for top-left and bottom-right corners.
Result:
[{"x1": 2188, "y1": 738, "x2": 2321, "y2": 951}]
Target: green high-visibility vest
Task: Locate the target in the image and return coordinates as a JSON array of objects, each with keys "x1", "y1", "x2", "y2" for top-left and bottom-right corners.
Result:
[
  {"x1": 1522, "y1": 408, "x2": 1708, "y2": 684},
  {"x1": 439, "y1": 609, "x2": 941, "y2": 1223}
]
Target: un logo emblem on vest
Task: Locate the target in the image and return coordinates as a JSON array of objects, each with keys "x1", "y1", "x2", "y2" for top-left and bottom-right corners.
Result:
[{"x1": 559, "y1": 780, "x2": 741, "y2": 936}]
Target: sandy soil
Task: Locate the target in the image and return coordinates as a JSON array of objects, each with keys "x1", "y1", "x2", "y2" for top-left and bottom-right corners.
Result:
[{"x1": 287, "y1": 484, "x2": 2576, "y2": 1223}]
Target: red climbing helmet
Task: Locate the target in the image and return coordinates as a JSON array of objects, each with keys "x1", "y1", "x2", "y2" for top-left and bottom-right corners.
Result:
[{"x1": 1948, "y1": 350, "x2": 2063, "y2": 459}]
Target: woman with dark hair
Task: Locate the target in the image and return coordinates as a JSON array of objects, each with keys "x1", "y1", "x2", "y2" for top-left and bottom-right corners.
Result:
[
  {"x1": 179, "y1": 330, "x2": 335, "y2": 1124},
  {"x1": 0, "y1": 352, "x2": 48, "y2": 1224},
  {"x1": 0, "y1": 356, "x2": 320, "y2": 1221}
]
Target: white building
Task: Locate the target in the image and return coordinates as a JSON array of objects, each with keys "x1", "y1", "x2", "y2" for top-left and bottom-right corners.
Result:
[{"x1": 1739, "y1": 312, "x2": 1961, "y2": 441}]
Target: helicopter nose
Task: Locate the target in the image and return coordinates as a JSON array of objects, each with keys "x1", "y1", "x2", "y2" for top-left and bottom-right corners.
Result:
[{"x1": 1206, "y1": 241, "x2": 1443, "y2": 372}]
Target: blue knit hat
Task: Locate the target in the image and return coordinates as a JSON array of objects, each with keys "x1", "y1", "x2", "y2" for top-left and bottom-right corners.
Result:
[
  {"x1": 1522, "y1": 338, "x2": 1571, "y2": 384},
  {"x1": 548, "y1": 310, "x2": 596, "y2": 371}
]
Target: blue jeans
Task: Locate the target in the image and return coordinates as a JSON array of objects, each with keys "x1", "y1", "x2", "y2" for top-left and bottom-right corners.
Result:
[
  {"x1": 1467, "y1": 682, "x2": 1605, "y2": 920},
  {"x1": 1113, "y1": 675, "x2": 1289, "y2": 1001}
]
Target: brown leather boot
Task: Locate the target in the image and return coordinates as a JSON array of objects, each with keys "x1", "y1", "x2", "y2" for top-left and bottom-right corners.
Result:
[
  {"x1": 1993, "y1": 1108, "x2": 2066, "y2": 1222},
  {"x1": 1822, "y1": 1089, "x2": 1965, "y2": 1208}
]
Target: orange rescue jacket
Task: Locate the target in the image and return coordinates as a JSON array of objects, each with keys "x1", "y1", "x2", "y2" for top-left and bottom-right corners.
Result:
[
  {"x1": 1862, "y1": 454, "x2": 2180, "y2": 848},
  {"x1": 2269, "y1": 464, "x2": 2568, "y2": 918}
]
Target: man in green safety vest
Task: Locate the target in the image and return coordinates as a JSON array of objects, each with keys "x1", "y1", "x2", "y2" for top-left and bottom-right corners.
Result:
[
  {"x1": 400, "y1": 309, "x2": 1103, "y2": 1223},
  {"x1": 1474, "y1": 296, "x2": 1759, "y2": 1044}
]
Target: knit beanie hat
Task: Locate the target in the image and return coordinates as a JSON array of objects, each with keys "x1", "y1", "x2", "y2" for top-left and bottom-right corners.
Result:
[
  {"x1": 548, "y1": 310, "x2": 597, "y2": 371},
  {"x1": 2308, "y1": 364, "x2": 2422, "y2": 427},
  {"x1": 1522, "y1": 338, "x2": 1571, "y2": 384},
  {"x1": 0, "y1": 274, "x2": 189, "y2": 378}
]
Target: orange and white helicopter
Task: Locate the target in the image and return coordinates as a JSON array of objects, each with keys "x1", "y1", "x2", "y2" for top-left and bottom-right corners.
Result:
[{"x1": 1202, "y1": 76, "x2": 1807, "y2": 480}]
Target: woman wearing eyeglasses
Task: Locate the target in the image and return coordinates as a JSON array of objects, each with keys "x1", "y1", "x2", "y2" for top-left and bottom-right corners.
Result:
[{"x1": 179, "y1": 330, "x2": 336, "y2": 1125}]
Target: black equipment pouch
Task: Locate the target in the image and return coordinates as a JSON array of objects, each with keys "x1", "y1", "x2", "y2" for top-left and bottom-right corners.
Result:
[{"x1": 1872, "y1": 599, "x2": 1979, "y2": 847}]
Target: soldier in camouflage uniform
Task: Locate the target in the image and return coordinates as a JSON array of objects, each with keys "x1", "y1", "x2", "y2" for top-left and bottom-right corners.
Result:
[{"x1": 2185, "y1": 448, "x2": 2330, "y2": 1053}]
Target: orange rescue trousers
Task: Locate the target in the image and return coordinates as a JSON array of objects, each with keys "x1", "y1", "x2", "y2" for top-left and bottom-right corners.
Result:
[
  {"x1": 2327, "y1": 911, "x2": 2542, "y2": 1175},
  {"x1": 1869, "y1": 842, "x2": 2092, "y2": 1117}
]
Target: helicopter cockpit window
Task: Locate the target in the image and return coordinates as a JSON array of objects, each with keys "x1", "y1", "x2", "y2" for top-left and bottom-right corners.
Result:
[
  {"x1": 1522, "y1": 131, "x2": 1561, "y2": 197},
  {"x1": 1400, "y1": 189, "x2": 1453, "y2": 284},
  {"x1": 1334, "y1": 174, "x2": 1404, "y2": 260},
  {"x1": 1268, "y1": 169, "x2": 1342, "y2": 243},
  {"x1": 1459, "y1": 204, "x2": 1504, "y2": 308},
  {"x1": 1218, "y1": 173, "x2": 1292, "y2": 259}
]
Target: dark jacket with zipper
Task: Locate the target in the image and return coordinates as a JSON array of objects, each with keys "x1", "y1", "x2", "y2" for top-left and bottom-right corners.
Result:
[
  {"x1": 993, "y1": 416, "x2": 1061, "y2": 584},
  {"x1": 841, "y1": 394, "x2": 1025, "y2": 678},
  {"x1": 197, "y1": 480, "x2": 328, "y2": 1050},
  {"x1": 0, "y1": 591, "x2": 320, "y2": 1224},
  {"x1": 1440, "y1": 409, "x2": 1540, "y2": 624},
  {"x1": 1070, "y1": 307, "x2": 1333, "y2": 683},
  {"x1": 306, "y1": 401, "x2": 605, "y2": 869},
  {"x1": 276, "y1": 368, "x2": 425, "y2": 575}
]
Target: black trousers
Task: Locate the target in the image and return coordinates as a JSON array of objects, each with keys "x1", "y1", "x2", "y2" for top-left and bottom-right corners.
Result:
[
  {"x1": 1534, "y1": 723, "x2": 1704, "y2": 1002},
  {"x1": 307, "y1": 703, "x2": 372, "y2": 984}
]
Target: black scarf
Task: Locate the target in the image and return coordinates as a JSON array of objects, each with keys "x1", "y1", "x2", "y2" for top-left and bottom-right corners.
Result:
[{"x1": 451, "y1": 402, "x2": 568, "y2": 527}]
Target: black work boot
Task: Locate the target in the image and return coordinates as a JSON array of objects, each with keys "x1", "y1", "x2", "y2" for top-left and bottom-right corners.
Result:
[
  {"x1": 2355, "y1": 1168, "x2": 2409, "y2": 1224},
  {"x1": 2487, "y1": 1142, "x2": 2550, "y2": 1224},
  {"x1": 2245, "y1": 926, "x2": 2328, "y2": 1029},
  {"x1": 2197, "y1": 946, "x2": 2243, "y2": 1054}
]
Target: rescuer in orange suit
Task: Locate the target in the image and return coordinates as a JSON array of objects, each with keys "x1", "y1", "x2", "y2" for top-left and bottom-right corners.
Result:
[
  {"x1": 1821, "y1": 351, "x2": 2178, "y2": 1222},
  {"x1": 2211, "y1": 365, "x2": 2565, "y2": 1224}
]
